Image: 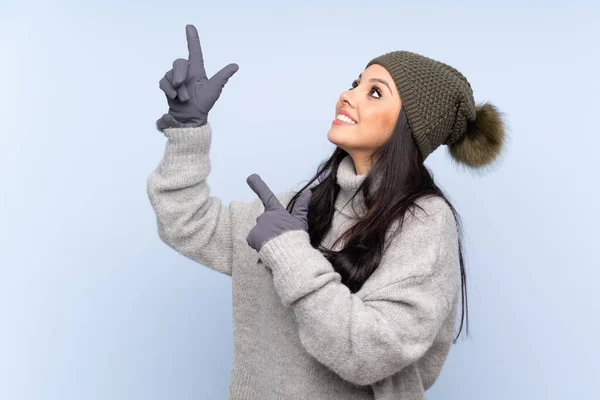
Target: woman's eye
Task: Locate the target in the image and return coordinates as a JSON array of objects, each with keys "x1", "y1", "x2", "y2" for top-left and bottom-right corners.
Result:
[
  {"x1": 370, "y1": 87, "x2": 382, "y2": 99},
  {"x1": 349, "y1": 79, "x2": 382, "y2": 99}
]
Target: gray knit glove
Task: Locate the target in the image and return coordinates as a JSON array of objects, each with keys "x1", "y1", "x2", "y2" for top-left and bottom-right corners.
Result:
[
  {"x1": 157, "y1": 24, "x2": 239, "y2": 131},
  {"x1": 245, "y1": 174, "x2": 312, "y2": 253}
]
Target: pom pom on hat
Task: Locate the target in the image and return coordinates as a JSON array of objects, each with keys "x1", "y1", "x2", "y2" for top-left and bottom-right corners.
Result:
[{"x1": 447, "y1": 102, "x2": 508, "y2": 171}]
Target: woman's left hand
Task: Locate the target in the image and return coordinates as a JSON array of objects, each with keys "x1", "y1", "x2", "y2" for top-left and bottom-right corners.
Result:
[{"x1": 246, "y1": 173, "x2": 312, "y2": 253}]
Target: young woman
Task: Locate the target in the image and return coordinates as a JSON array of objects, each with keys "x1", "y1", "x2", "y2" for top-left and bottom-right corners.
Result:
[{"x1": 147, "y1": 24, "x2": 506, "y2": 400}]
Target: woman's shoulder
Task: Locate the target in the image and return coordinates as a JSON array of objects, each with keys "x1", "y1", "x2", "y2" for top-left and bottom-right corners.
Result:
[
  {"x1": 359, "y1": 195, "x2": 459, "y2": 297},
  {"x1": 411, "y1": 195, "x2": 454, "y2": 222},
  {"x1": 385, "y1": 195, "x2": 455, "y2": 241}
]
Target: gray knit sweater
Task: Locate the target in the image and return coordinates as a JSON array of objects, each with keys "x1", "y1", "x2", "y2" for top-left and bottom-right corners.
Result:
[{"x1": 146, "y1": 122, "x2": 461, "y2": 399}]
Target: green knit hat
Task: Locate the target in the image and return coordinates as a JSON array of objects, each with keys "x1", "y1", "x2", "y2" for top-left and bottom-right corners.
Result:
[{"x1": 366, "y1": 51, "x2": 506, "y2": 169}]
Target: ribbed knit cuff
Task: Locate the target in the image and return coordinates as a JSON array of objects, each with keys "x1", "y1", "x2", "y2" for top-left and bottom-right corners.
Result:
[
  {"x1": 159, "y1": 122, "x2": 212, "y2": 170},
  {"x1": 258, "y1": 229, "x2": 336, "y2": 307}
]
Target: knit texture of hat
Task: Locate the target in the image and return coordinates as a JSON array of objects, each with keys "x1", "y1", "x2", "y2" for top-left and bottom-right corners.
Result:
[{"x1": 366, "y1": 51, "x2": 506, "y2": 169}]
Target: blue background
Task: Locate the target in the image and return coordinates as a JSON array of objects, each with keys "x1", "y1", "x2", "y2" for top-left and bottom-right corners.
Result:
[{"x1": 1, "y1": 1, "x2": 598, "y2": 398}]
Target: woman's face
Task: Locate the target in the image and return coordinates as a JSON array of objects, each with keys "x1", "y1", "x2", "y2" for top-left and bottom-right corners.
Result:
[{"x1": 327, "y1": 64, "x2": 402, "y2": 174}]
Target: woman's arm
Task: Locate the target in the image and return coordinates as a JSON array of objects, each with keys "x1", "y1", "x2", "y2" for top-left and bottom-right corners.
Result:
[
  {"x1": 257, "y1": 196, "x2": 460, "y2": 385},
  {"x1": 146, "y1": 122, "x2": 292, "y2": 276}
]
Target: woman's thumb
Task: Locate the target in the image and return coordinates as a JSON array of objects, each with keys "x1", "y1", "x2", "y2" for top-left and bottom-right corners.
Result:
[{"x1": 210, "y1": 63, "x2": 239, "y2": 88}]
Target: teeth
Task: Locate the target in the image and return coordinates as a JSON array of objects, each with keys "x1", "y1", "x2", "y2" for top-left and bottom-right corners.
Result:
[{"x1": 336, "y1": 114, "x2": 356, "y2": 124}]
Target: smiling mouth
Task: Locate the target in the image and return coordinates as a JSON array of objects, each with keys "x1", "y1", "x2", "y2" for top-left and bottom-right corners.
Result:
[{"x1": 333, "y1": 113, "x2": 357, "y2": 125}]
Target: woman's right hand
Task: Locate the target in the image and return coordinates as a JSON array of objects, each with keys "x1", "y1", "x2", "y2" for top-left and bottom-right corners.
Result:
[{"x1": 157, "y1": 24, "x2": 239, "y2": 130}]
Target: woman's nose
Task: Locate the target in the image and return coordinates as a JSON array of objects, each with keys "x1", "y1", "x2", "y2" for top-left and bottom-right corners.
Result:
[{"x1": 339, "y1": 89, "x2": 354, "y2": 107}]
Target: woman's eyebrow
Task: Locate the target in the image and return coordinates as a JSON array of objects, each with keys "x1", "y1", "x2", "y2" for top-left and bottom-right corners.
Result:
[{"x1": 358, "y1": 72, "x2": 393, "y2": 96}]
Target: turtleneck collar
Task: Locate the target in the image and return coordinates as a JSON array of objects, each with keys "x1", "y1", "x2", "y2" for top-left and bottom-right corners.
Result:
[{"x1": 334, "y1": 155, "x2": 369, "y2": 219}]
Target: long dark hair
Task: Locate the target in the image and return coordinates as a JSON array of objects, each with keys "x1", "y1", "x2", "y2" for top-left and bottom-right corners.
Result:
[{"x1": 286, "y1": 107, "x2": 469, "y2": 342}]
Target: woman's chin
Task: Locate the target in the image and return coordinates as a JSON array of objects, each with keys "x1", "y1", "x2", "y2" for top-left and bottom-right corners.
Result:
[{"x1": 327, "y1": 128, "x2": 349, "y2": 146}]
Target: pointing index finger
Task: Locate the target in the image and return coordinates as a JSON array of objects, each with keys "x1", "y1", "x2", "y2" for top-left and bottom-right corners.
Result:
[
  {"x1": 246, "y1": 174, "x2": 283, "y2": 211},
  {"x1": 185, "y1": 24, "x2": 207, "y2": 79}
]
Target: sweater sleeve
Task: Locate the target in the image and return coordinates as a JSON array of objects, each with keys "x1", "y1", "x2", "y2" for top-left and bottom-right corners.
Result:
[
  {"x1": 257, "y1": 198, "x2": 460, "y2": 386},
  {"x1": 146, "y1": 122, "x2": 291, "y2": 276}
]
